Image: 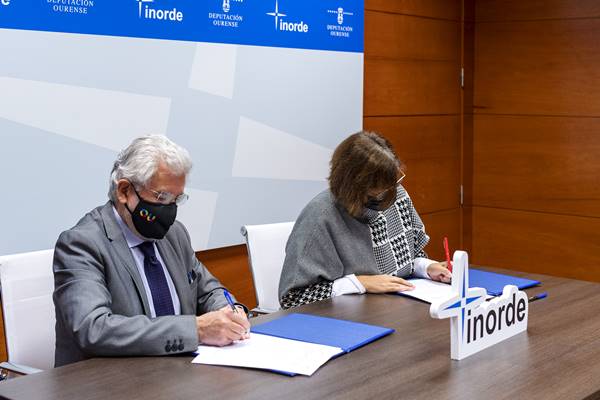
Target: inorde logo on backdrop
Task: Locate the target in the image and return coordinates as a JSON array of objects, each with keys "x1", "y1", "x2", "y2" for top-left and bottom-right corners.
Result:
[
  {"x1": 137, "y1": 0, "x2": 183, "y2": 22},
  {"x1": 266, "y1": 0, "x2": 308, "y2": 33},
  {"x1": 1, "y1": 0, "x2": 11, "y2": 7}
]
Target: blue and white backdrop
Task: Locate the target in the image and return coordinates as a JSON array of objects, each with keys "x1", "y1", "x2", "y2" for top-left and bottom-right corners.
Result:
[{"x1": 0, "y1": 0, "x2": 363, "y2": 253}]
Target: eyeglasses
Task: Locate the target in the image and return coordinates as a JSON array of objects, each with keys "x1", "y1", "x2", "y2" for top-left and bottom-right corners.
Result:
[
  {"x1": 132, "y1": 183, "x2": 189, "y2": 206},
  {"x1": 397, "y1": 170, "x2": 406, "y2": 183},
  {"x1": 146, "y1": 188, "x2": 189, "y2": 206},
  {"x1": 371, "y1": 172, "x2": 406, "y2": 201}
]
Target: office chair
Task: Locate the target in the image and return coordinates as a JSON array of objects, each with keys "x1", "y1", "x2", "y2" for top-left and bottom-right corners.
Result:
[
  {"x1": 241, "y1": 222, "x2": 295, "y2": 313},
  {"x1": 0, "y1": 249, "x2": 56, "y2": 373}
]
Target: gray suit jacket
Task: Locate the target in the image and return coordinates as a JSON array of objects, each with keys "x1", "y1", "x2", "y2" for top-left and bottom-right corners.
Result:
[{"x1": 53, "y1": 201, "x2": 231, "y2": 367}]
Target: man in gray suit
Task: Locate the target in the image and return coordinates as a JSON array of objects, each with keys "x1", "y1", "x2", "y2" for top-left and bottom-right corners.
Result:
[{"x1": 53, "y1": 135, "x2": 250, "y2": 367}]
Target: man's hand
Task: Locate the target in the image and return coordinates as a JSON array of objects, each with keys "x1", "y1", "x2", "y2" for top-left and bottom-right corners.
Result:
[
  {"x1": 356, "y1": 274, "x2": 415, "y2": 293},
  {"x1": 196, "y1": 307, "x2": 251, "y2": 346},
  {"x1": 427, "y1": 262, "x2": 452, "y2": 283}
]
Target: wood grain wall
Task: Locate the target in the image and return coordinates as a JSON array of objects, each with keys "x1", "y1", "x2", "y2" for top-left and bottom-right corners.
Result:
[{"x1": 467, "y1": 0, "x2": 600, "y2": 282}]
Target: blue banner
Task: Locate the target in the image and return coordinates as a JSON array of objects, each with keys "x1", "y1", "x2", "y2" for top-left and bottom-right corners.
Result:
[{"x1": 0, "y1": 0, "x2": 363, "y2": 53}]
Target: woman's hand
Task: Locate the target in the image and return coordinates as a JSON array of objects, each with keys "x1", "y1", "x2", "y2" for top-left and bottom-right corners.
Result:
[
  {"x1": 427, "y1": 262, "x2": 452, "y2": 283},
  {"x1": 356, "y1": 274, "x2": 415, "y2": 293}
]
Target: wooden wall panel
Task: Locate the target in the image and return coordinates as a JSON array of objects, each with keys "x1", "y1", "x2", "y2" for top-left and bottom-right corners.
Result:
[
  {"x1": 364, "y1": 59, "x2": 460, "y2": 116},
  {"x1": 396, "y1": 151, "x2": 460, "y2": 214},
  {"x1": 472, "y1": 1, "x2": 600, "y2": 282},
  {"x1": 364, "y1": 116, "x2": 460, "y2": 214},
  {"x1": 421, "y1": 208, "x2": 461, "y2": 261},
  {"x1": 196, "y1": 246, "x2": 256, "y2": 309},
  {"x1": 476, "y1": 0, "x2": 600, "y2": 22},
  {"x1": 463, "y1": 0, "x2": 475, "y2": 22},
  {"x1": 470, "y1": 207, "x2": 600, "y2": 282},
  {"x1": 462, "y1": 206, "x2": 474, "y2": 256},
  {"x1": 461, "y1": 112, "x2": 473, "y2": 250},
  {"x1": 462, "y1": 23, "x2": 474, "y2": 114},
  {"x1": 364, "y1": 7, "x2": 460, "y2": 118},
  {"x1": 365, "y1": 0, "x2": 460, "y2": 21},
  {"x1": 365, "y1": 11, "x2": 459, "y2": 61},
  {"x1": 474, "y1": 18, "x2": 600, "y2": 116},
  {"x1": 461, "y1": 2, "x2": 475, "y2": 249},
  {"x1": 472, "y1": 115, "x2": 600, "y2": 217}
]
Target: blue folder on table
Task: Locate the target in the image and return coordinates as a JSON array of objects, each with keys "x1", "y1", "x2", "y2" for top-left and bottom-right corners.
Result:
[
  {"x1": 469, "y1": 268, "x2": 540, "y2": 296},
  {"x1": 251, "y1": 313, "x2": 394, "y2": 353}
]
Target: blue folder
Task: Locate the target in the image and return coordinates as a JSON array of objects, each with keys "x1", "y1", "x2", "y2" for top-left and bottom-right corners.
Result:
[
  {"x1": 469, "y1": 268, "x2": 540, "y2": 296},
  {"x1": 251, "y1": 313, "x2": 395, "y2": 353}
]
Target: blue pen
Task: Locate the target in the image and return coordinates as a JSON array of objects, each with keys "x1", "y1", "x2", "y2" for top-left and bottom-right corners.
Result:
[
  {"x1": 223, "y1": 289, "x2": 238, "y2": 313},
  {"x1": 528, "y1": 292, "x2": 548, "y2": 303}
]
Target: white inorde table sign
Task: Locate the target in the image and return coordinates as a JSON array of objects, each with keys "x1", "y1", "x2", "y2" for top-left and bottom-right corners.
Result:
[{"x1": 430, "y1": 251, "x2": 529, "y2": 360}]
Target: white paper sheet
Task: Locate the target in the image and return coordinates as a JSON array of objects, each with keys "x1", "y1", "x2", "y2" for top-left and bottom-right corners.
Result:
[
  {"x1": 401, "y1": 279, "x2": 457, "y2": 303},
  {"x1": 192, "y1": 333, "x2": 343, "y2": 376},
  {"x1": 402, "y1": 279, "x2": 493, "y2": 303}
]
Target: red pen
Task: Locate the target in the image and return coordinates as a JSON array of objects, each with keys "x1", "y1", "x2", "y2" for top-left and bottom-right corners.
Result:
[{"x1": 443, "y1": 237, "x2": 453, "y2": 272}]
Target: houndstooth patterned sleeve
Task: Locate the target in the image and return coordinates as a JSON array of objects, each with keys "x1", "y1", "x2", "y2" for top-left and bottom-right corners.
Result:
[
  {"x1": 408, "y1": 198, "x2": 429, "y2": 259},
  {"x1": 280, "y1": 280, "x2": 333, "y2": 309}
]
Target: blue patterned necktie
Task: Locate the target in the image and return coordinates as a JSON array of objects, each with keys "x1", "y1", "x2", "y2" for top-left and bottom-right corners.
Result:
[{"x1": 137, "y1": 241, "x2": 175, "y2": 317}]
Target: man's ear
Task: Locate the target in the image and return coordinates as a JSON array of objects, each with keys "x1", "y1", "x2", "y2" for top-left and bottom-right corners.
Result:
[{"x1": 115, "y1": 180, "x2": 131, "y2": 204}]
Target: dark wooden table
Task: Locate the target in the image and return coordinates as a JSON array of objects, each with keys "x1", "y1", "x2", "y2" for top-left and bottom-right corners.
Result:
[{"x1": 1, "y1": 268, "x2": 599, "y2": 400}]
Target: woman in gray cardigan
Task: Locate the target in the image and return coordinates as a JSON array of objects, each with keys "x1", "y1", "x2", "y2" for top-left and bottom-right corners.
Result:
[{"x1": 278, "y1": 131, "x2": 452, "y2": 309}]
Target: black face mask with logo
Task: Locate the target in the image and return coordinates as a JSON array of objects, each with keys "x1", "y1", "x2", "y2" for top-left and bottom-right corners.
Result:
[{"x1": 126, "y1": 188, "x2": 177, "y2": 240}]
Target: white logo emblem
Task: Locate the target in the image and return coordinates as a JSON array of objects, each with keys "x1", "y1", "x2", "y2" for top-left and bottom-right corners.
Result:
[
  {"x1": 430, "y1": 251, "x2": 529, "y2": 360},
  {"x1": 266, "y1": 0, "x2": 286, "y2": 30},
  {"x1": 326, "y1": 6, "x2": 354, "y2": 38},
  {"x1": 209, "y1": 0, "x2": 243, "y2": 28},
  {"x1": 328, "y1": 7, "x2": 353, "y2": 25},
  {"x1": 1, "y1": 0, "x2": 10, "y2": 6}
]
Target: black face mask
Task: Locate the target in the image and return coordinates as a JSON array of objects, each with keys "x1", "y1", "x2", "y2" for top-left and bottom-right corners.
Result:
[
  {"x1": 126, "y1": 188, "x2": 177, "y2": 240},
  {"x1": 365, "y1": 198, "x2": 386, "y2": 211},
  {"x1": 365, "y1": 185, "x2": 398, "y2": 211}
]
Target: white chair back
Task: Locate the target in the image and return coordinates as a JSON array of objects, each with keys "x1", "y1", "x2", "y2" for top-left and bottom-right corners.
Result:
[
  {"x1": 0, "y1": 249, "x2": 56, "y2": 370},
  {"x1": 241, "y1": 222, "x2": 295, "y2": 313}
]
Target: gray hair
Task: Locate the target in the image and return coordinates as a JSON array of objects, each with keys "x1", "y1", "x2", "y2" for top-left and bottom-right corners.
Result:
[{"x1": 108, "y1": 135, "x2": 192, "y2": 202}]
